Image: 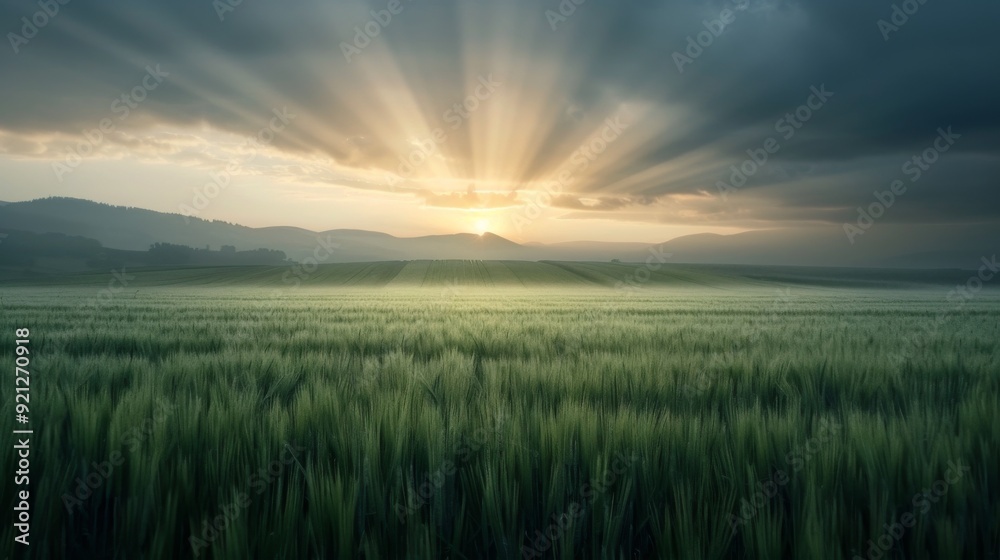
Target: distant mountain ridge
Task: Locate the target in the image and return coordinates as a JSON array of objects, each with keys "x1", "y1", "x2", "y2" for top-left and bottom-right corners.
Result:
[{"x1": 0, "y1": 197, "x2": 992, "y2": 268}]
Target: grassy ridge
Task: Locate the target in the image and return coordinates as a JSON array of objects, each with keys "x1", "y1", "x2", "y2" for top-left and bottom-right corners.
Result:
[
  {"x1": 1, "y1": 285, "x2": 998, "y2": 559},
  {"x1": 0, "y1": 260, "x2": 982, "y2": 290}
]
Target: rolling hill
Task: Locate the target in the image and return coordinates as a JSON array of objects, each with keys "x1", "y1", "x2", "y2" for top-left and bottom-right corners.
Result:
[{"x1": 0, "y1": 197, "x2": 994, "y2": 268}]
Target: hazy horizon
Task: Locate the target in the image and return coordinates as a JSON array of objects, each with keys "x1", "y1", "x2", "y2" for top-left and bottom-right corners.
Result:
[{"x1": 0, "y1": 194, "x2": 719, "y2": 244}]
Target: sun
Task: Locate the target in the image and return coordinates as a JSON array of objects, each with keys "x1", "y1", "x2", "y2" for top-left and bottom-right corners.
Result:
[{"x1": 474, "y1": 218, "x2": 490, "y2": 236}]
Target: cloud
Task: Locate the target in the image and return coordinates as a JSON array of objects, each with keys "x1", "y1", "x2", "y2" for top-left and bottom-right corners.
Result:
[
  {"x1": 421, "y1": 185, "x2": 518, "y2": 209},
  {"x1": 551, "y1": 195, "x2": 660, "y2": 212},
  {"x1": 0, "y1": 0, "x2": 997, "y2": 238}
]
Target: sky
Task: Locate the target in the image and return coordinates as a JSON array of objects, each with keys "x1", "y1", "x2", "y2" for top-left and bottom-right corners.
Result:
[{"x1": 0, "y1": 0, "x2": 998, "y2": 246}]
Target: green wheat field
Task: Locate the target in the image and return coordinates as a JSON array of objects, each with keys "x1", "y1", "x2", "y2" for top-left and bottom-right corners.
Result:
[{"x1": 2, "y1": 261, "x2": 998, "y2": 559}]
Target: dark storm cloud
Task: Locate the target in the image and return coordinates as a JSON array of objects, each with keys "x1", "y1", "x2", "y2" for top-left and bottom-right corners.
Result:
[{"x1": 1, "y1": 0, "x2": 998, "y2": 229}]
